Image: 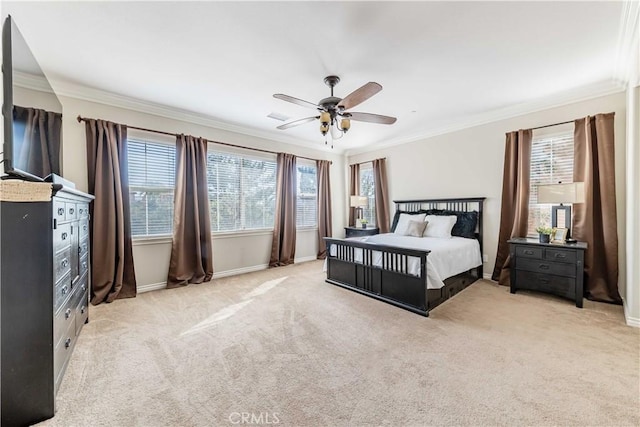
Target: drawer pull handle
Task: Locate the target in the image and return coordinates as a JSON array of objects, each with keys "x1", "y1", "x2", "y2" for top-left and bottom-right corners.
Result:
[
  {"x1": 524, "y1": 250, "x2": 534, "y2": 255},
  {"x1": 69, "y1": 208, "x2": 75, "y2": 214},
  {"x1": 58, "y1": 207, "x2": 65, "y2": 215},
  {"x1": 81, "y1": 284, "x2": 86, "y2": 292},
  {"x1": 65, "y1": 338, "x2": 71, "y2": 348},
  {"x1": 81, "y1": 305, "x2": 86, "y2": 314},
  {"x1": 82, "y1": 262, "x2": 87, "y2": 270},
  {"x1": 539, "y1": 278, "x2": 550, "y2": 284},
  {"x1": 83, "y1": 225, "x2": 87, "y2": 231},
  {"x1": 61, "y1": 259, "x2": 69, "y2": 268},
  {"x1": 555, "y1": 253, "x2": 566, "y2": 259},
  {"x1": 79, "y1": 208, "x2": 83, "y2": 214},
  {"x1": 61, "y1": 232, "x2": 68, "y2": 240},
  {"x1": 539, "y1": 264, "x2": 550, "y2": 270},
  {"x1": 61, "y1": 286, "x2": 68, "y2": 295},
  {"x1": 65, "y1": 308, "x2": 72, "y2": 319}
]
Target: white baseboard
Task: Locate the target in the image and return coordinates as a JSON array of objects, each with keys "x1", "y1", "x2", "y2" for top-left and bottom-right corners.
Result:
[
  {"x1": 482, "y1": 273, "x2": 495, "y2": 281},
  {"x1": 137, "y1": 257, "x2": 318, "y2": 293},
  {"x1": 137, "y1": 281, "x2": 167, "y2": 293},
  {"x1": 294, "y1": 255, "x2": 318, "y2": 264},
  {"x1": 212, "y1": 264, "x2": 269, "y2": 279},
  {"x1": 623, "y1": 300, "x2": 640, "y2": 328}
]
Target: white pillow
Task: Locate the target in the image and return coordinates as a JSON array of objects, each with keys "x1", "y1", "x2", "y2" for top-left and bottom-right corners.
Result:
[
  {"x1": 423, "y1": 215, "x2": 457, "y2": 238},
  {"x1": 394, "y1": 213, "x2": 426, "y2": 235}
]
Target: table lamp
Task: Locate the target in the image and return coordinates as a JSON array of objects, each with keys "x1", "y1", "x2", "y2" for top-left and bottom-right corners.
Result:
[
  {"x1": 350, "y1": 195, "x2": 368, "y2": 226},
  {"x1": 537, "y1": 182, "x2": 585, "y2": 243}
]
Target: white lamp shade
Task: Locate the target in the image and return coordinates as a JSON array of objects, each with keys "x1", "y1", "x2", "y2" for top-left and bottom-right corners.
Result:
[
  {"x1": 537, "y1": 182, "x2": 585, "y2": 204},
  {"x1": 350, "y1": 195, "x2": 368, "y2": 207}
]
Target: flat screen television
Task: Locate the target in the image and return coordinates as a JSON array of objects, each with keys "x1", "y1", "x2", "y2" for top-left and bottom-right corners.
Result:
[{"x1": 2, "y1": 15, "x2": 63, "y2": 181}]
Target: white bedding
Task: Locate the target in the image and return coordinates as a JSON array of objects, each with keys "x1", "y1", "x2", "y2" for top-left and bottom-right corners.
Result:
[{"x1": 326, "y1": 233, "x2": 482, "y2": 289}]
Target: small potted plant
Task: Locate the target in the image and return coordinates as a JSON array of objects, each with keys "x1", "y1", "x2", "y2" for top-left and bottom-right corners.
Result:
[
  {"x1": 535, "y1": 225, "x2": 553, "y2": 243},
  {"x1": 360, "y1": 218, "x2": 368, "y2": 229}
]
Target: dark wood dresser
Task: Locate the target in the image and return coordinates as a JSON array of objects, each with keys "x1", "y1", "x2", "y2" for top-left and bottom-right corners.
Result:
[
  {"x1": 508, "y1": 237, "x2": 587, "y2": 308},
  {"x1": 1, "y1": 184, "x2": 93, "y2": 426},
  {"x1": 345, "y1": 226, "x2": 379, "y2": 238}
]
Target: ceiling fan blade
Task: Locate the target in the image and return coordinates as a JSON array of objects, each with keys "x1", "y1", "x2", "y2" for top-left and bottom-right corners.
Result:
[
  {"x1": 277, "y1": 116, "x2": 318, "y2": 130},
  {"x1": 338, "y1": 82, "x2": 382, "y2": 110},
  {"x1": 273, "y1": 94, "x2": 319, "y2": 110},
  {"x1": 347, "y1": 112, "x2": 397, "y2": 125}
]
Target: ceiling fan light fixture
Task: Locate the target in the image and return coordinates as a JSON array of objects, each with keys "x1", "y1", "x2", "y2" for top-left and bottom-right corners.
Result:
[
  {"x1": 320, "y1": 123, "x2": 329, "y2": 135},
  {"x1": 320, "y1": 111, "x2": 331, "y2": 126},
  {"x1": 330, "y1": 123, "x2": 343, "y2": 140},
  {"x1": 340, "y1": 118, "x2": 351, "y2": 132}
]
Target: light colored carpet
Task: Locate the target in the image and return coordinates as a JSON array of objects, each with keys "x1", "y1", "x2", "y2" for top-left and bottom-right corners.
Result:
[{"x1": 38, "y1": 260, "x2": 639, "y2": 427}]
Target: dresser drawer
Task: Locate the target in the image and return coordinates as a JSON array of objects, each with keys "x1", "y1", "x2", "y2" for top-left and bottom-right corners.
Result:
[
  {"x1": 79, "y1": 219, "x2": 89, "y2": 239},
  {"x1": 54, "y1": 246, "x2": 72, "y2": 284},
  {"x1": 79, "y1": 253, "x2": 89, "y2": 278},
  {"x1": 77, "y1": 203, "x2": 90, "y2": 219},
  {"x1": 515, "y1": 245, "x2": 542, "y2": 259},
  {"x1": 54, "y1": 272, "x2": 73, "y2": 312},
  {"x1": 544, "y1": 247, "x2": 576, "y2": 264},
  {"x1": 54, "y1": 318, "x2": 76, "y2": 393},
  {"x1": 54, "y1": 295, "x2": 76, "y2": 349},
  {"x1": 515, "y1": 270, "x2": 576, "y2": 299},
  {"x1": 75, "y1": 291, "x2": 89, "y2": 335},
  {"x1": 53, "y1": 199, "x2": 67, "y2": 222},
  {"x1": 78, "y1": 237, "x2": 89, "y2": 259},
  {"x1": 65, "y1": 202, "x2": 77, "y2": 221},
  {"x1": 515, "y1": 257, "x2": 576, "y2": 278},
  {"x1": 54, "y1": 223, "x2": 72, "y2": 253}
]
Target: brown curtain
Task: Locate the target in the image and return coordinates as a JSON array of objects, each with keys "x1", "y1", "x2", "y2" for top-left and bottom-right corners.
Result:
[
  {"x1": 348, "y1": 163, "x2": 360, "y2": 227},
  {"x1": 316, "y1": 160, "x2": 332, "y2": 259},
  {"x1": 573, "y1": 114, "x2": 621, "y2": 304},
  {"x1": 270, "y1": 153, "x2": 297, "y2": 267},
  {"x1": 372, "y1": 158, "x2": 391, "y2": 233},
  {"x1": 14, "y1": 105, "x2": 62, "y2": 177},
  {"x1": 85, "y1": 119, "x2": 136, "y2": 304},
  {"x1": 167, "y1": 135, "x2": 213, "y2": 288},
  {"x1": 492, "y1": 129, "x2": 533, "y2": 286}
]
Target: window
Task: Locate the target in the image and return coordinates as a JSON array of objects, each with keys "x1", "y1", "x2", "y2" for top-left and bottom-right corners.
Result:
[
  {"x1": 128, "y1": 139, "x2": 176, "y2": 237},
  {"x1": 359, "y1": 162, "x2": 376, "y2": 225},
  {"x1": 528, "y1": 133, "x2": 574, "y2": 236},
  {"x1": 296, "y1": 161, "x2": 317, "y2": 228},
  {"x1": 207, "y1": 151, "x2": 277, "y2": 232}
]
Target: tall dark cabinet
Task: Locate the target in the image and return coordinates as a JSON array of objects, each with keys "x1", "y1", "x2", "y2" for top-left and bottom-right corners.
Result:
[{"x1": 1, "y1": 184, "x2": 93, "y2": 426}]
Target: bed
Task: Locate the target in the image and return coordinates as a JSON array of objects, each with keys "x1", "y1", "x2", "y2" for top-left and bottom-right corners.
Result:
[{"x1": 324, "y1": 197, "x2": 485, "y2": 316}]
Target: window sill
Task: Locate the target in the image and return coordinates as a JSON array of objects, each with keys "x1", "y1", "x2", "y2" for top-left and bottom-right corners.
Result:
[
  {"x1": 132, "y1": 235, "x2": 173, "y2": 246},
  {"x1": 212, "y1": 228, "x2": 274, "y2": 239},
  {"x1": 297, "y1": 226, "x2": 318, "y2": 232}
]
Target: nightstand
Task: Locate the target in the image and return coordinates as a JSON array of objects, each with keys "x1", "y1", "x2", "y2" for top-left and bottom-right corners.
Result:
[
  {"x1": 508, "y1": 237, "x2": 587, "y2": 308},
  {"x1": 345, "y1": 226, "x2": 379, "y2": 238}
]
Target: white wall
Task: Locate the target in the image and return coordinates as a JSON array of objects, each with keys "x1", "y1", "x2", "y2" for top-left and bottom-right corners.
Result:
[
  {"x1": 55, "y1": 95, "x2": 345, "y2": 291},
  {"x1": 625, "y1": 83, "x2": 639, "y2": 327},
  {"x1": 348, "y1": 92, "x2": 629, "y2": 309}
]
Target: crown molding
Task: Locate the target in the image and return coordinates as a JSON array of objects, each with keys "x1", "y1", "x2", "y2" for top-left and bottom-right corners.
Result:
[
  {"x1": 613, "y1": 1, "x2": 640, "y2": 85},
  {"x1": 13, "y1": 71, "x2": 55, "y2": 94},
  {"x1": 46, "y1": 78, "x2": 346, "y2": 154},
  {"x1": 345, "y1": 79, "x2": 625, "y2": 157}
]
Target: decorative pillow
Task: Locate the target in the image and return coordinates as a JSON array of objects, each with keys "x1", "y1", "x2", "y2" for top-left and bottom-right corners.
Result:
[
  {"x1": 394, "y1": 213, "x2": 427, "y2": 235},
  {"x1": 404, "y1": 220, "x2": 428, "y2": 237},
  {"x1": 423, "y1": 215, "x2": 457, "y2": 238},
  {"x1": 423, "y1": 209, "x2": 479, "y2": 239},
  {"x1": 390, "y1": 210, "x2": 428, "y2": 232}
]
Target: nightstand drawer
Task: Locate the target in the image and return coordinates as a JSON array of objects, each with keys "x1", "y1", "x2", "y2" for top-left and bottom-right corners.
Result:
[
  {"x1": 515, "y1": 270, "x2": 575, "y2": 299},
  {"x1": 515, "y1": 258, "x2": 576, "y2": 277},
  {"x1": 515, "y1": 245, "x2": 542, "y2": 259},
  {"x1": 544, "y1": 247, "x2": 576, "y2": 264}
]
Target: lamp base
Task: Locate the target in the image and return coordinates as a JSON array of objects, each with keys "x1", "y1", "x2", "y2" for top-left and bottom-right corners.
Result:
[{"x1": 565, "y1": 238, "x2": 578, "y2": 244}]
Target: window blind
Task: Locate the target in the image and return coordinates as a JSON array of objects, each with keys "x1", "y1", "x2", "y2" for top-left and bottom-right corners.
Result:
[
  {"x1": 296, "y1": 161, "x2": 317, "y2": 228},
  {"x1": 207, "y1": 152, "x2": 276, "y2": 232},
  {"x1": 359, "y1": 162, "x2": 376, "y2": 225},
  {"x1": 528, "y1": 133, "x2": 574, "y2": 236},
  {"x1": 128, "y1": 139, "x2": 176, "y2": 237}
]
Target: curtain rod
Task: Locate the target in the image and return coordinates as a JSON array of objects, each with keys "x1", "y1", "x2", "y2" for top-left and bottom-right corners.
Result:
[
  {"x1": 349, "y1": 157, "x2": 387, "y2": 166},
  {"x1": 531, "y1": 119, "x2": 573, "y2": 131},
  {"x1": 76, "y1": 115, "x2": 332, "y2": 164}
]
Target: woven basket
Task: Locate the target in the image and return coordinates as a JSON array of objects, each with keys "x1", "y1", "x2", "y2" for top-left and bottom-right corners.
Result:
[{"x1": 0, "y1": 180, "x2": 53, "y2": 202}]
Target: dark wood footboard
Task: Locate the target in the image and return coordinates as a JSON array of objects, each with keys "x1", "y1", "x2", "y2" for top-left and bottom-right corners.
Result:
[{"x1": 324, "y1": 238, "x2": 431, "y2": 316}]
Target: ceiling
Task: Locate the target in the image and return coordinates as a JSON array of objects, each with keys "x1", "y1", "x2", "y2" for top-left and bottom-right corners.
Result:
[{"x1": 3, "y1": 1, "x2": 630, "y2": 153}]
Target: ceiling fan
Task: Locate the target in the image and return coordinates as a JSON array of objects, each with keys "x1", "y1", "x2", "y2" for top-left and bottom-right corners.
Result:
[{"x1": 273, "y1": 75, "x2": 397, "y2": 146}]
